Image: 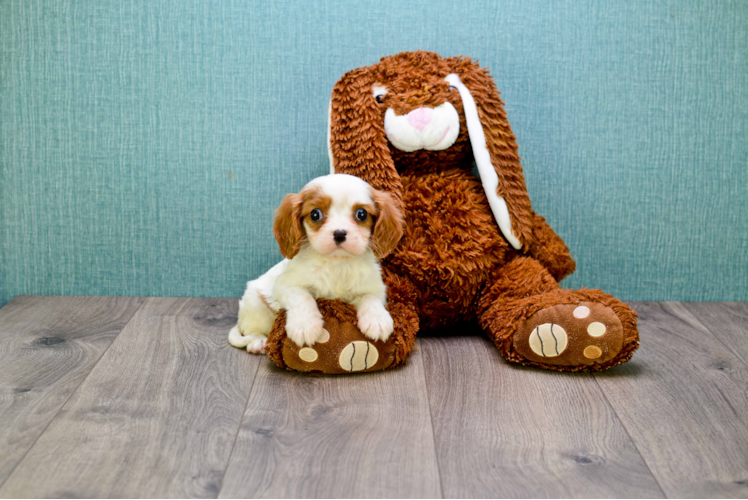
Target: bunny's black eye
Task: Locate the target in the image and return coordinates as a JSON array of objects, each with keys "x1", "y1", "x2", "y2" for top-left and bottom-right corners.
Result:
[
  {"x1": 310, "y1": 209, "x2": 323, "y2": 222},
  {"x1": 375, "y1": 94, "x2": 385, "y2": 104},
  {"x1": 355, "y1": 208, "x2": 368, "y2": 222}
]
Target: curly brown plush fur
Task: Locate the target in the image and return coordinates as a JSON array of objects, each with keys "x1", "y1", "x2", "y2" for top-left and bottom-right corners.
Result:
[{"x1": 269, "y1": 50, "x2": 638, "y2": 373}]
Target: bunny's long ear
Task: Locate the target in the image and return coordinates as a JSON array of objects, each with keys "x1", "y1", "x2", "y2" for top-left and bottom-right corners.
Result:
[
  {"x1": 329, "y1": 67, "x2": 403, "y2": 205},
  {"x1": 445, "y1": 63, "x2": 533, "y2": 251}
]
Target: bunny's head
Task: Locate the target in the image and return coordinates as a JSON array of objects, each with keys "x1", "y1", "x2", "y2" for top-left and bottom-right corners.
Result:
[{"x1": 328, "y1": 51, "x2": 533, "y2": 250}]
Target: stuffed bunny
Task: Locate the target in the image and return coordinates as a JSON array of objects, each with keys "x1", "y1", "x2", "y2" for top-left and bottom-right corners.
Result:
[{"x1": 266, "y1": 50, "x2": 638, "y2": 373}]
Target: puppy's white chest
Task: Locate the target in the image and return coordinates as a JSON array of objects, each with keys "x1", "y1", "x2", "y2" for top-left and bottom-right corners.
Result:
[{"x1": 309, "y1": 262, "x2": 380, "y2": 303}]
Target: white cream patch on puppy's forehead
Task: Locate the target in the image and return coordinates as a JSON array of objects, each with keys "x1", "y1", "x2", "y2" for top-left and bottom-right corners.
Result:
[{"x1": 305, "y1": 174, "x2": 373, "y2": 214}]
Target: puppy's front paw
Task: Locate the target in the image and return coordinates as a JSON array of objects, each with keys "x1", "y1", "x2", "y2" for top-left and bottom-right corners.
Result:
[
  {"x1": 285, "y1": 311, "x2": 325, "y2": 347},
  {"x1": 246, "y1": 336, "x2": 267, "y2": 354},
  {"x1": 357, "y1": 305, "x2": 394, "y2": 343}
]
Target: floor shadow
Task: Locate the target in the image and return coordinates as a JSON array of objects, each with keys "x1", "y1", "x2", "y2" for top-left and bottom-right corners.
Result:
[
  {"x1": 416, "y1": 320, "x2": 485, "y2": 338},
  {"x1": 592, "y1": 359, "x2": 648, "y2": 378}
]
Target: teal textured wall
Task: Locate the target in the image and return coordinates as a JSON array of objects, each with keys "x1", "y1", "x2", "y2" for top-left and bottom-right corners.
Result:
[{"x1": 1, "y1": 0, "x2": 746, "y2": 308}]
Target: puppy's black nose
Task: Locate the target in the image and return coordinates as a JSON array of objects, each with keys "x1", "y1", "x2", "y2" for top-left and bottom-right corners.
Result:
[{"x1": 333, "y1": 230, "x2": 347, "y2": 244}]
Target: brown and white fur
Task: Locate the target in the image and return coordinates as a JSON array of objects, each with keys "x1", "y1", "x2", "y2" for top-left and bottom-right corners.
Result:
[{"x1": 228, "y1": 174, "x2": 403, "y2": 353}]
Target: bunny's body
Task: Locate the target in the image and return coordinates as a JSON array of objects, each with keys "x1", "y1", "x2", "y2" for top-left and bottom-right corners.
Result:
[
  {"x1": 266, "y1": 51, "x2": 639, "y2": 372},
  {"x1": 391, "y1": 169, "x2": 511, "y2": 328}
]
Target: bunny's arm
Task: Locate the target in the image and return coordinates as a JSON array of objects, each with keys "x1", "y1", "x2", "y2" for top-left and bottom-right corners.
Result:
[{"x1": 526, "y1": 211, "x2": 576, "y2": 282}]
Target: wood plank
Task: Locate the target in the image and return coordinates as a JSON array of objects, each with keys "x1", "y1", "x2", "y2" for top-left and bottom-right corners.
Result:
[
  {"x1": 219, "y1": 345, "x2": 441, "y2": 498},
  {"x1": 0, "y1": 295, "x2": 144, "y2": 486},
  {"x1": 594, "y1": 302, "x2": 748, "y2": 498},
  {"x1": 686, "y1": 302, "x2": 748, "y2": 367},
  {"x1": 420, "y1": 334, "x2": 664, "y2": 498},
  {"x1": 0, "y1": 297, "x2": 261, "y2": 498}
]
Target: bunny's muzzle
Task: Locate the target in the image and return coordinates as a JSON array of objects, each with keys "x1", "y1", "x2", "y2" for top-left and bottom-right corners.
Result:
[{"x1": 384, "y1": 102, "x2": 460, "y2": 152}]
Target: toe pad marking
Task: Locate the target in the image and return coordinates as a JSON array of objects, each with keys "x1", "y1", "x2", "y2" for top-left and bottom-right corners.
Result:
[
  {"x1": 587, "y1": 322, "x2": 606, "y2": 337},
  {"x1": 584, "y1": 345, "x2": 603, "y2": 359},
  {"x1": 573, "y1": 306, "x2": 591, "y2": 318},
  {"x1": 299, "y1": 347, "x2": 318, "y2": 362},
  {"x1": 529, "y1": 323, "x2": 568, "y2": 357},
  {"x1": 339, "y1": 341, "x2": 379, "y2": 372}
]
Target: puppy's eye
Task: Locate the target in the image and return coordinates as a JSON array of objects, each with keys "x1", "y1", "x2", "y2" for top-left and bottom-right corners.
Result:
[
  {"x1": 310, "y1": 209, "x2": 323, "y2": 222},
  {"x1": 448, "y1": 85, "x2": 456, "y2": 92},
  {"x1": 355, "y1": 208, "x2": 368, "y2": 222},
  {"x1": 375, "y1": 94, "x2": 385, "y2": 104}
]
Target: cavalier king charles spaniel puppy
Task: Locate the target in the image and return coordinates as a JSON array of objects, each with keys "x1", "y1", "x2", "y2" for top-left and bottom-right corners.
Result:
[{"x1": 229, "y1": 174, "x2": 404, "y2": 353}]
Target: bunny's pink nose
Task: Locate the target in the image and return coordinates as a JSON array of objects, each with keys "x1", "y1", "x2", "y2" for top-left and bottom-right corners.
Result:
[{"x1": 407, "y1": 107, "x2": 433, "y2": 131}]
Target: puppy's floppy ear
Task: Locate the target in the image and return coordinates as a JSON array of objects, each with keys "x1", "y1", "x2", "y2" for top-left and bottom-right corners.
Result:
[
  {"x1": 370, "y1": 189, "x2": 404, "y2": 259},
  {"x1": 445, "y1": 57, "x2": 534, "y2": 251},
  {"x1": 329, "y1": 66, "x2": 403, "y2": 207},
  {"x1": 273, "y1": 193, "x2": 304, "y2": 259}
]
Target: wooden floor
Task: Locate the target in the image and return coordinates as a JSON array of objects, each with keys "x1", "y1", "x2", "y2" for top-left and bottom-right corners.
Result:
[{"x1": 0, "y1": 297, "x2": 746, "y2": 498}]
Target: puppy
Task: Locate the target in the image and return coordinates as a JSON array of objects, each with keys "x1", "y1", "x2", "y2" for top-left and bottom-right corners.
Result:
[{"x1": 228, "y1": 174, "x2": 404, "y2": 353}]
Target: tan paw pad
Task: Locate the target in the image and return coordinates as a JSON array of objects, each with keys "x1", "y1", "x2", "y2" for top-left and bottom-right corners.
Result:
[
  {"x1": 583, "y1": 345, "x2": 602, "y2": 359},
  {"x1": 317, "y1": 328, "x2": 330, "y2": 343},
  {"x1": 587, "y1": 322, "x2": 606, "y2": 337},
  {"x1": 528, "y1": 324, "x2": 568, "y2": 357},
  {"x1": 339, "y1": 341, "x2": 379, "y2": 372},
  {"x1": 573, "y1": 306, "x2": 591, "y2": 318},
  {"x1": 298, "y1": 347, "x2": 318, "y2": 362}
]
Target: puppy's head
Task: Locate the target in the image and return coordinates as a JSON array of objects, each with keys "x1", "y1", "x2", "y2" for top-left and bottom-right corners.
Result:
[{"x1": 273, "y1": 174, "x2": 404, "y2": 259}]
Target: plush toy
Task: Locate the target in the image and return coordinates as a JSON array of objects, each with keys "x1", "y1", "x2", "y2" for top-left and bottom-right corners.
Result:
[{"x1": 266, "y1": 50, "x2": 638, "y2": 373}]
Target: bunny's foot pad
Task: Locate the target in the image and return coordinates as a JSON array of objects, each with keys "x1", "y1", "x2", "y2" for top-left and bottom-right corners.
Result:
[
  {"x1": 514, "y1": 302, "x2": 625, "y2": 367},
  {"x1": 265, "y1": 299, "x2": 417, "y2": 374}
]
